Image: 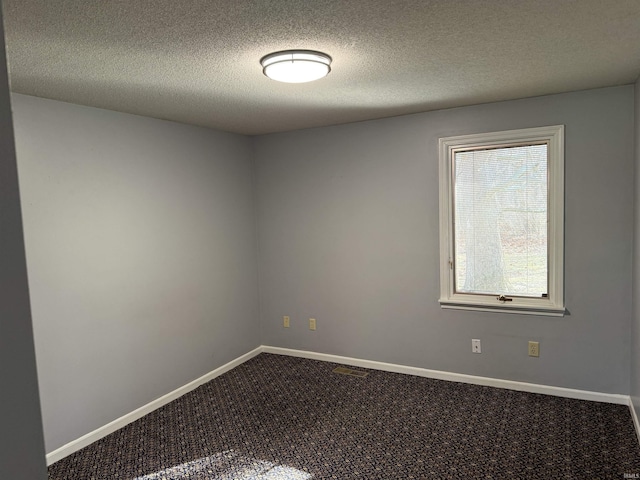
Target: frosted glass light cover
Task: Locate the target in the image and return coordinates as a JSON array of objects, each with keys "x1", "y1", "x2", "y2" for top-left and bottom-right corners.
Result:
[{"x1": 261, "y1": 50, "x2": 331, "y2": 83}]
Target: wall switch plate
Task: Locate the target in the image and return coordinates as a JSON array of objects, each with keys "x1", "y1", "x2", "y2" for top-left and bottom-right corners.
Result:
[
  {"x1": 283, "y1": 316, "x2": 290, "y2": 328},
  {"x1": 309, "y1": 318, "x2": 317, "y2": 331},
  {"x1": 528, "y1": 341, "x2": 540, "y2": 357},
  {"x1": 472, "y1": 339, "x2": 481, "y2": 353}
]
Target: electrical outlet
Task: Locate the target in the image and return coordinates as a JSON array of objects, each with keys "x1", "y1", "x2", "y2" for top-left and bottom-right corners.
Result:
[
  {"x1": 283, "y1": 316, "x2": 290, "y2": 328},
  {"x1": 472, "y1": 339, "x2": 481, "y2": 353},
  {"x1": 309, "y1": 318, "x2": 317, "y2": 331},
  {"x1": 528, "y1": 341, "x2": 540, "y2": 357}
]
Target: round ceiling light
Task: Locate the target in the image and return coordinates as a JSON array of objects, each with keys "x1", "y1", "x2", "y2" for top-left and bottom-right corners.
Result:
[{"x1": 260, "y1": 50, "x2": 332, "y2": 83}]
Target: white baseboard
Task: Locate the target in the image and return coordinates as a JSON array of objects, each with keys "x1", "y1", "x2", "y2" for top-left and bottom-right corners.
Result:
[
  {"x1": 630, "y1": 397, "x2": 640, "y2": 446},
  {"x1": 46, "y1": 346, "x2": 262, "y2": 465},
  {"x1": 262, "y1": 346, "x2": 630, "y2": 405},
  {"x1": 47, "y1": 344, "x2": 635, "y2": 465}
]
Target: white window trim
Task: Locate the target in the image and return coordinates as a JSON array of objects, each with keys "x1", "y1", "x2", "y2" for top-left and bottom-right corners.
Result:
[{"x1": 438, "y1": 125, "x2": 565, "y2": 317}]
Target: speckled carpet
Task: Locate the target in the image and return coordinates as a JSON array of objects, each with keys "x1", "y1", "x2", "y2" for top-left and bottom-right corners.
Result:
[{"x1": 48, "y1": 353, "x2": 640, "y2": 479}]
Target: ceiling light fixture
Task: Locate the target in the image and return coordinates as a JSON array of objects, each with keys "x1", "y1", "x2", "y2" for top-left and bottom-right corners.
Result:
[{"x1": 260, "y1": 50, "x2": 332, "y2": 83}]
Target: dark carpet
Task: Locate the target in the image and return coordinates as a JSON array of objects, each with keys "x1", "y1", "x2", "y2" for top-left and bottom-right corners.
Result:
[{"x1": 48, "y1": 353, "x2": 640, "y2": 479}]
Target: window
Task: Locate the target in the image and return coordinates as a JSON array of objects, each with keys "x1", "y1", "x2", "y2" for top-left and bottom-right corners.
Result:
[{"x1": 438, "y1": 125, "x2": 564, "y2": 316}]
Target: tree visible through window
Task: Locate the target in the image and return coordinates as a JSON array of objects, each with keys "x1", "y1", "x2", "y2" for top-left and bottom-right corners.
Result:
[
  {"x1": 439, "y1": 126, "x2": 564, "y2": 316},
  {"x1": 454, "y1": 144, "x2": 547, "y2": 297}
]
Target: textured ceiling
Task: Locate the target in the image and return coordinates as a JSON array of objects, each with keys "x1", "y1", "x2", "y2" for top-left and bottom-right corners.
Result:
[{"x1": 3, "y1": 0, "x2": 640, "y2": 135}]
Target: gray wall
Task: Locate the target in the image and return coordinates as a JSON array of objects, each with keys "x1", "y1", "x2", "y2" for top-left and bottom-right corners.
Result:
[
  {"x1": 255, "y1": 86, "x2": 634, "y2": 394},
  {"x1": 632, "y1": 78, "x2": 640, "y2": 420},
  {"x1": 12, "y1": 94, "x2": 260, "y2": 453},
  {"x1": 0, "y1": 10, "x2": 47, "y2": 480}
]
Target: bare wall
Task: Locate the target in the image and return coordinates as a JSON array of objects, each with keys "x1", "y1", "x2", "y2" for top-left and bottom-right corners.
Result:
[
  {"x1": 632, "y1": 78, "x2": 640, "y2": 419},
  {"x1": 0, "y1": 12, "x2": 47, "y2": 480},
  {"x1": 12, "y1": 94, "x2": 260, "y2": 453},
  {"x1": 254, "y1": 86, "x2": 634, "y2": 394}
]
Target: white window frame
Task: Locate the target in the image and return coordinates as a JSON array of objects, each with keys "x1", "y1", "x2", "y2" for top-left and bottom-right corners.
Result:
[{"x1": 438, "y1": 125, "x2": 565, "y2": 317}]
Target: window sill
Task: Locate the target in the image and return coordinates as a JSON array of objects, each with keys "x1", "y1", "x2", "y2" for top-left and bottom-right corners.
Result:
[{"x1": 439, "y1": 299, "x2": 566, "y2": 317}]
